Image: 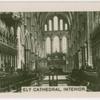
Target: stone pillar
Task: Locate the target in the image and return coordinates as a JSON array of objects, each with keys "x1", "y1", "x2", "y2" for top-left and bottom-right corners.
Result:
[
  {"x1": 5, "y1": 55, "x2": 7, "y2": 71},
  {"x1": 15, "y1": 55, "x2": 17, "y2": 71},
  {"x1": 31, "y1": 52, "x2": 35, "y2": 71},
  {"x1": 0, "y1": 53, "x2": 1, "y2": 69},
  {"x1": 26, "y1": 49, "x2": 29, "y2": 70},
  {"x1": 17, "y1": 26, "x2": 22, "y2": 69},
  {"x1": 87, "y1": 39, "x2": 93, "y2": 67},
  {"x1": 78, "y1": 49, "x2": 82, "y2": 69},
  {"x1": 13, "y1": 55, "x2": 14, "y2": 71},
  {"x1": 1, "y1": 54, "x2": 3, "y2": 70},
  {"x1": 10, "y1": 55, "x2": 12, "y2": 68},
  {"x1": 87, "y1": 12, "x2": 93, "y2": 68},
  {"x1": 24, "y1": 48, "x2": 26, "y2": 71},
  {"x1": 82, "y1": 46, "x2": 85, "y2": 67},
  {"x1": 84, "y1": 42, "x2": 88, "y2": 66},
  {"x1": 25, "y1": 49, "x2": 28, "y2": 70},
  {"x1": 29, "y1": 50, "x2": 31, "y2": 70},
  {"x1": 47, "y1": 22, "x2": 49, "y2": 31},
  {"x1": 67, "y1": 37, "x2": 70, "y2": 54},
  {"x1": 66, "y1": 37, "x2": 68, "y2": 53},
  {"x1": 9, "y1": 55, "x2": 11, "y2": 71},
  {"x1": 43, "y1": 39, "x2": 46, "y2": 57},
  {"x1": 59, "y1": 37, "x2": 62, "y2": 52},
  {"x1": 13, "y1": 55, "x2": 15, "y2": 71},
  {"x1": 51, "y1": 38, "x2": 53, "y2": 54},
  {"x1": 17, "y1": 23, "x2": 25, "y2": 70},
  {"x1": 52, "y1": 19, "x2": 54, "y2": 31}
]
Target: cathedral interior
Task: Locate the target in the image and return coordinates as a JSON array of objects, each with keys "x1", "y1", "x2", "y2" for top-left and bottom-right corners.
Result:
[{"x1": 0, "y1": 12, "x2": 100, "y2": 92}]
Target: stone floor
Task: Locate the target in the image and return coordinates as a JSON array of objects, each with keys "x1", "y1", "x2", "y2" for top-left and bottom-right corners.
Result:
[{"x1": 31, "y1": 75, "x2": 70, "y2": 86}]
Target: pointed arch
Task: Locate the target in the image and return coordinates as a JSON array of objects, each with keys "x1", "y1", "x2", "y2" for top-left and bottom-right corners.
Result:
[
  {"x1": 53, "y1": 16, "x2": 58, "y2": 31},
  {"x1": 53, "y1": 36, "x2": 59, "y2": 52},
  {"x1": 49, "y1": 20, "x2": 52, "y2": 31}
]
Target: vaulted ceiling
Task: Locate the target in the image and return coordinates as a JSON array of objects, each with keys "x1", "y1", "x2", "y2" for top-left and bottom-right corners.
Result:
[{"x1": 34, "y1": 12, "x2": 74, "y2": 31}]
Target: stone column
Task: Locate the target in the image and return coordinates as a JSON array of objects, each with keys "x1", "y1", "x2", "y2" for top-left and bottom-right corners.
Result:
[
  {"x1": 82, "y1": 46, "x2": 85, "y2": 67},
  {"x1": 9, "y1": 55, "x2": 11, "y2": 71},
  {"x1": 24, "y1": 48, "x2": 27, "y2": 71},
  {"x1": 29, "y1": 50, "x2": 31, "y2": 70},
  {"x1": 51, "y1": 38, "x2": 53, "y2": 54},
  {"x1": 0, "y1": 53, "x2": 1, "y2": 69},
  {"x1": 67, "y1": 36, "x2": 70, "y2": 54},
  {"x1": 11, "y1": 55, "x2": 12, "y2": 68},
  {"x1": 13, "y1": 55, "x2": 15, "y2": 71},
  {"x1": 17, "y1": 26, "x2": 21, "y2": 69},
  {"x1": 43, "y1": 39, "x2": 46, "y2": 57},
  {"x1": 52, "y1": 19, "x2": 54, "y2": 31},
  {"x1": 87, "y1": 12, "x2": 93, "y2": 68},
  {"x1": 15, "y1": 55, "x2": 17, "y2": 71},
  {"x1": 59, "y1": 37, "x2": 62, "y2": 52},
  {"x1": 66, "y1": 37, "x2": 68, "y2": 53},
  {"x1": 84, "y1": 41, "x2": 88, "y2": 66},
  {"x1": 47, "y1": 22, "x2": 49, "y2": 31},
  {"x1": 12, "y1": 55, "x2": 14, "y2": 70},
  {"x1": 26, "y1": 49, "x2": 30, "y2": 70},
  {"x1": 78, "y1": 49, "x2": 82, "y2": 69}
]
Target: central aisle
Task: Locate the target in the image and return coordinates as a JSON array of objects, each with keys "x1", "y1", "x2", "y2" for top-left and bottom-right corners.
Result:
[{"x1": 40, "y1": 75, "x2": 70, "y2": 86}]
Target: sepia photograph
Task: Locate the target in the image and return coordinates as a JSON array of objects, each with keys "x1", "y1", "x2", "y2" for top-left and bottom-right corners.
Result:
[
  {"x1": 0, "y1": 11, "x2": 99, "y2": 93},
  {"x1": 0, "y1": 2, "x2": 100, "y2": 98}
]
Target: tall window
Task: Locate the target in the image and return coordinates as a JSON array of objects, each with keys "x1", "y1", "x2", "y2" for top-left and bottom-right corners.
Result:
[
  {"x1": 53, "y1": 16, "x2": 58, "y2": 31},
  {"x1": 60, "y1": 19, "x2": 63, "y2": 30},
  {"x1": 44, "y1": 16, "x2": 68, "y2": 31},
  {"x1": 44, "y1": 24, "x2": 47, "y2": 31},
  {"x1": 49, "y1": 20, "x2": 52, "y2": 31},
  {"x1": 53, "y1": 36, "x2": 59, "y2": 52},
  {"x1": 46, "y1": 37, "x2": 51, "y2": 54},
  {"x1": 62, "y1": 36, "x2": 67, "y2": 53},
  {"x1": 65, "y1": 23, "x2": 68, "y2": 30}
]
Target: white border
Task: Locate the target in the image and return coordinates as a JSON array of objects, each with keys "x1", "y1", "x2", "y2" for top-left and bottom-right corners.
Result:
[
  {"x1": 0, "y1": 0, "x2": 100, "y2": 2},
  {"x1": 0, "y1": 1, "x2": 100, "y2": 11}
]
